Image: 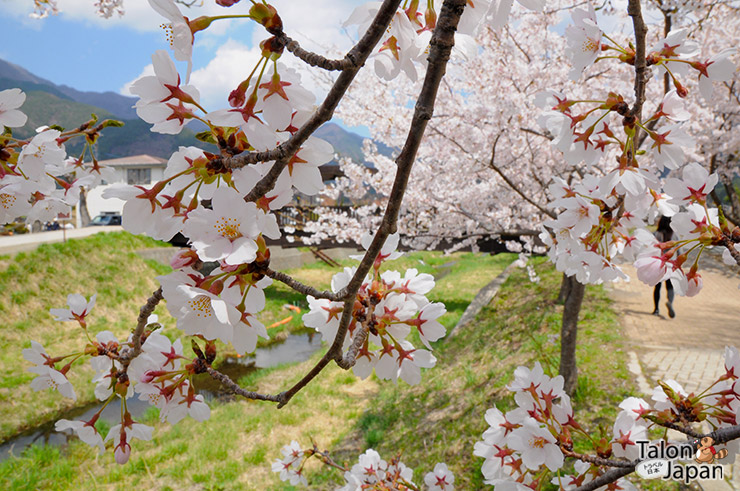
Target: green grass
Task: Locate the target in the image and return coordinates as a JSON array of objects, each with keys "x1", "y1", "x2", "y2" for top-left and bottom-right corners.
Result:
[
  {"x1": 0, "y1": 250, "x2": 512, "y2": 489},
  {"x1": 321, "y1": 258, "x2": 638, "y2": 489},
  {"x1": 0, "y1": 253, "x2": 651, "y2": 490}
]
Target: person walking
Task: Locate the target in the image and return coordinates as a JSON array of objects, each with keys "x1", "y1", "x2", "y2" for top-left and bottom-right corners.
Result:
[{"x1": 653, "y1": 215, "x2": 676, "y2": 318}]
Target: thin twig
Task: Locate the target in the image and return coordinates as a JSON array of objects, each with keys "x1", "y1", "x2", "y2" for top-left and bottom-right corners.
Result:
[
  {"x1": 265, "y1": 268, "x2": 344, "y2": 301},
  {"x1": 218, "y1": 0, "x2": 403, "y2": 205},
  {"x1": 488, "y1": 132, "x2": 557, "y2": 219}
]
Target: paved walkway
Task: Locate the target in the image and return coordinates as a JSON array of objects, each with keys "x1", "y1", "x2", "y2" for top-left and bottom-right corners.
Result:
[
  {"x1": 607, "y1": 251, "x2": 740, "y2": 490},
  {"x1": 0, "y1": 226, "x2": 123, "y2": 255}
]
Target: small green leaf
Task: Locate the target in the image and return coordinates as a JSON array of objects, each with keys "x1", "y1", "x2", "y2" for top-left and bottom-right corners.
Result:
[
  {"x1": 196, "y1": 130, "x2": 217, "y2": 145},
  {"x1": 101, "y1": 119, "x2": 125, "y2": 129}
]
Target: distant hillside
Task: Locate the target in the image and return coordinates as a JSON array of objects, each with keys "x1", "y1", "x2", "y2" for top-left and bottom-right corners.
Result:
[
  {"x1": 0, "y1": 59, "x2": 138, "y2": 120},
  {"x1": 0, "y1": 57, "x2": 392, "y2": 164}
]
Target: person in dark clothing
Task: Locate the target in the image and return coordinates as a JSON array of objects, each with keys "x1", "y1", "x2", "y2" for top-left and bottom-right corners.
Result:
[{"x1": 653, "y1": 215, "x2": 675, "y2": 318}]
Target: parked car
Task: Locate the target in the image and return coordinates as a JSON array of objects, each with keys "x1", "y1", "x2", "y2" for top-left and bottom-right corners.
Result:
[{"x1": 90, "y1": 212, "x2": 122, "y2": 226}]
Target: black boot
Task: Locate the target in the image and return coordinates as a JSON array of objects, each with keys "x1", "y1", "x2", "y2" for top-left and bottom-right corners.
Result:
[{"x1": 666, "y1": 301, "x2": 675, "y2": 318}]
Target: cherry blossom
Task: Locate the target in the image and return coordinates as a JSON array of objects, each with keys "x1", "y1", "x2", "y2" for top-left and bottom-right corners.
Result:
[
  {"x1": 55, "y1": 418, "x2": 105, "y2": 454},
  {"x1": 424, "y1": 462, "x2": 455, "y2": 491},
  {"x1": 663, "y1": 162, "x2": 719, "y2": 205},
  {"x1": 183, "y1": 186, "x2": 262, "y2": 265},
  {"x1": 130, "y1": 50, "x2": 200, "y2": 135},
  {"x1": 27, "y1": 365, "x2": 76, "y2": 400},
  {"x1": 148, "y1": 0, "x2": 196, "y2": 81},
  {"x1": 507, "y1": 417, "x2": 564, "y2": 471},
  {"x1": 104, "y1": 414, "x2": 153, "y2": 465},
  {"x1": 271, "y1": 441, "x2": 307, "y2": 486},
  {"x1": 49, "y1": 293, "x2": 96, "y2": 327},
  {"x1": 564, "y1": 3, "x2": 602, "y2": 80},
  {"x1": 0, "y1": 88, "x2": 27, "y2": 130},
  {"x1": 695, "y1": 48, "x2": 737, "y2": 100}
]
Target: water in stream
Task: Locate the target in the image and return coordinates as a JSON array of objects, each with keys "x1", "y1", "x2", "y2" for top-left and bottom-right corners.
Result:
[{"x1": 0, "y1": 331, "x2": 323, "y2": 461}]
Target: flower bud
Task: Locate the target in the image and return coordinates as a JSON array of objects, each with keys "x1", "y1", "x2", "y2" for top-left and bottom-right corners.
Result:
[
  {"x1": 260, "y1": 37, "x2": 284, "y2": 61},
  {"x1": 216, "y1": 0, "x2": 241, "y2": 6},
  {"x1": 249, "y1": 3, "x2": 282, "y2": 32},
  {"x1": 115, "y1": 442, "x2": 131, "y2": 465}
]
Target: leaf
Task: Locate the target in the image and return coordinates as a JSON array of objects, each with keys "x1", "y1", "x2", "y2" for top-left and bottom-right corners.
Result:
[
  {"x1": 195, "y1": 130, "x2": 217, "y2": 145},
  {"x1": 100, "y1": 119, "x2": 125, "y2": 129}
]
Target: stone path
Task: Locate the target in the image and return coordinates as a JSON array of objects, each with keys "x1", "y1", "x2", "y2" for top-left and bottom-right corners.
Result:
[{"x1": 607, "y1": 251, "x2": 740, "y2": 490}]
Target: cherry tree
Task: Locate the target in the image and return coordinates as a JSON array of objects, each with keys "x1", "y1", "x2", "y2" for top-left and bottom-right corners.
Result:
[
  {"x1": 5, "y1": 0, "x2": 740, "y2": 489},
  {"x1": 305, "y1": 0, "x2": 740, "y2": 393}
]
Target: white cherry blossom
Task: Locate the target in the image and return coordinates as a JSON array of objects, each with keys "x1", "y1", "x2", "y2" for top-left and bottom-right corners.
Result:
[{"x1": 0, "y1": 88, "x2": 27, "y2": 130}]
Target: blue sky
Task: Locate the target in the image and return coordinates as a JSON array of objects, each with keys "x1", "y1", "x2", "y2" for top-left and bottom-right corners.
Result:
[{"x1": 0, "y1": 0, "x2": 369, "y2": 133}]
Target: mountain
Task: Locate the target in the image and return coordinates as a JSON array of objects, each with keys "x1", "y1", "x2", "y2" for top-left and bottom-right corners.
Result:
[
  {"x1": 0, "y1": 59, "x2": 138, "y2": 120},
  {"x1": 0, "y1": 57, "x2": 393, "y2": 164}
]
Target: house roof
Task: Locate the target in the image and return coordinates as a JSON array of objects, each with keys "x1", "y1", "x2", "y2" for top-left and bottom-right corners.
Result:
[{"x1": 97, "y1": 154, "x2": 168, "y2": 167}]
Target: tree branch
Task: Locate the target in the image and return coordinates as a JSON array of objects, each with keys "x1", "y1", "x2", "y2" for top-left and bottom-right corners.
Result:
[
  {"x1": 275, "y1": 31, "x2": 355, "y2": 71},
  {"x1": 627, "y1": 0, "x2": 649, "y2": 151},
  {"x1": 119, "y1": 287, "x2": 163, "y2": 369},
  {"x1": 218, "y1": 0, "x2": 403, "y2": 208},
  {"x1": 273, "y1": 0, "x2": 468, "y2": 408},
  {"x1": 488, "y1": 132, "x2": 557, "y2": 219},
  {"x1": 206, "y1": 367, "x2": 283, "y2": 402},
  {"x1": 265, "y1": 268, "x2": 344, "y2": 301},
  {"x1": 575, "y1": 466, "x2": 635, "y2": 491}
]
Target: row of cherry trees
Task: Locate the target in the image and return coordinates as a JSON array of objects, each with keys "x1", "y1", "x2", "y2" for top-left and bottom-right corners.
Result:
[{"x1": 3, "y1": 0, "x2": 740, "y2": 489}]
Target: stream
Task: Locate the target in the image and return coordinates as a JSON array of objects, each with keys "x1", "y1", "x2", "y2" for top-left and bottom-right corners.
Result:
[{"x1": 0, "y1": 331, "x2": 323, "y2": 461}]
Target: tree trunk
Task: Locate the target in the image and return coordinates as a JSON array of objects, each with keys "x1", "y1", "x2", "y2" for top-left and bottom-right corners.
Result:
[
  {"x1": 79, "y1": 187, "x2": 92, "y2": 227},
  {"x1": 559, "y1": 275, "x2": 586, "y2": 396},
  {"x1": 556, "y1": 272, "x2": 571, "y2": 304},
  {"x1": 720, "y1": 173, "x2": 740, "y2": 225}
]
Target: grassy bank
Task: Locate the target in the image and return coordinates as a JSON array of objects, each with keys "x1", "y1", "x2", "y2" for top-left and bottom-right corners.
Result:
[
  {"x1": 0, "y1": 255, "x2": 642, "y2": 490},
  {"x1": 0, "y1": 232, "x2": 172, "y2": 441}
]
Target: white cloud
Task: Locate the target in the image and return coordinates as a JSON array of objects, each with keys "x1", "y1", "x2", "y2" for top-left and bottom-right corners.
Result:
[
  {"x1": 255, "y1": 0, "x2": 366, "y2": 54},
  {"x1": 188, "y1": 39, "x2": 263, "y2": 110},
  {"x1": 2, "y1": 0, "x2": 241, "y2": 32},
  {"x1": 120, "y1": 63, "x2": 155, "y2": 96}
]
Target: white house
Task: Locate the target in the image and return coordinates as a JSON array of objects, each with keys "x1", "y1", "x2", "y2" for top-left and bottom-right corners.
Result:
[{"x1": 85, "y1": 154, "x2": 168, "y2": 220}]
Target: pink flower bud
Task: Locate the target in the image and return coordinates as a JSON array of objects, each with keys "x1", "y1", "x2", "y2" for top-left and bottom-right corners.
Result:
[{"x1": 115, "y1": 443, "x2": 131, "y2": 465}]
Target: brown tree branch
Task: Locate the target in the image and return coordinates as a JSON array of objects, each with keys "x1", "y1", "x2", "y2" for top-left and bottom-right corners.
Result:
[
  {"x1": 206, "y1": 367, "x2": 283, "y2": 402},
  {"x1": 488, "y1": 132, "x2": 557, "y2": 219},
  {"x1": 627, "y1": 0, "x2": 649, "y2": 153},
  {"x1": 274, "y1": 0, "x2": 468, "y2": 408},
  {"x1": 274, "y1": 31, "x2": 355, "y2": 71},
  {"x1": 119, "y1": 287, "x2": 163, "y2": 369},
  {"x1": 265, "y1": 268, "x2": 344, "y2": 301},
  {"x1": 218, "y1": 0, "x2": 403, "y2": 207},
  {"x1": 575, "y1": 466, "x2": 635, "y2": 491}
]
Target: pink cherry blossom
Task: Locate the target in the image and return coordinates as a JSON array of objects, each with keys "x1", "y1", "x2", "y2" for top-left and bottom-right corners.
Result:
[
  {"x1": 130, "y1": 50, "x2": 200, "y2": 134},
  {"x1": 148, "y1": 0, "x2": 194, "y2": 81}
]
